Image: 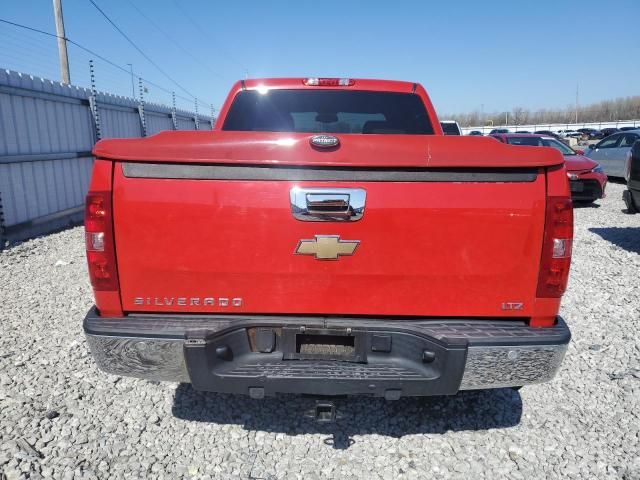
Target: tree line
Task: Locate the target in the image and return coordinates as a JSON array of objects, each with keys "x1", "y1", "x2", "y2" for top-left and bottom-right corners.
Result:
[{"x1": 444, "y1": 96, "x2": 640, "y2": 127}]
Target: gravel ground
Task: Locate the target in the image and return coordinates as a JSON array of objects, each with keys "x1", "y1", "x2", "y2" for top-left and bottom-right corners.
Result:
[{"x1": 1, "y1": 182, "x2": 639, "y2": 480}]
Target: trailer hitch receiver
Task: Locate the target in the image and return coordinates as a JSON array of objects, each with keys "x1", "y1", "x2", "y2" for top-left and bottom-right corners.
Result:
[{"x1": 305, "y1": 399, "x2": 338, "y2": 422}]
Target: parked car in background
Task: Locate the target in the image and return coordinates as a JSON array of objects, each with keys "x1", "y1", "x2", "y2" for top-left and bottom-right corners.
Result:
[
  {"x1": 585, "y1": 130, "x2": 640, "y2": 178},
  {"x1": 491, "y1": 133, "x2": 607, "y2": 203},
  {"x1": 623, "y1": 140, "x2": 640, "y2": 213},
  {"x1": 489, "y1": 128, "x2": 510, "y2": 134},
  {"x1": 577, "y1": 128, "x2": 604, "y2": 140},
  {"x1": 559, "y1": 130, "x2": 582, "y2": 138},
  {"x1": 620, "y1": 126, "x2": 639, "y2": 131},
  {"x1": 600, "y1": 127, "x2": 619, "y2": 137},
  {"x1": 440, "y1": 120, "x2": 462, "y2": 135},
  {"x1": 534, "y1": 130, "x2": 562, "y2": 139},
  {"x1": 468, "y1": 130, "x2": 483, "y2": 136}
]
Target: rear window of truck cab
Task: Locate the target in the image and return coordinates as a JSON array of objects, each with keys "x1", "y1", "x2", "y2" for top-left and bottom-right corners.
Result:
[{"x1": 222, "y1": 90, "x2": 434, "y2": 134}]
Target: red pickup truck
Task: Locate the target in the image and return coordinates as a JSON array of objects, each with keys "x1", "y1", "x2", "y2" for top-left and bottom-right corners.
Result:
[{"x1": 84, "y1": 78, "x2": 572, "y2": 406}]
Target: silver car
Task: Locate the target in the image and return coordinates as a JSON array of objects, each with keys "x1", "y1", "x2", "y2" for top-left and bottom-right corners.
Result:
[{"x1": 585, "y1": 129, "x2": 640, "y2": 178}]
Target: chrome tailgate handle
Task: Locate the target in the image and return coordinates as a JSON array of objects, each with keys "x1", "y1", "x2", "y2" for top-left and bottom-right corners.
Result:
[
  {"x1": 306, "y1": 193, "x2": 350, "y2": 213},
  {"x1": 290, "y1": 187, "x2": 366, "y2": 221}
]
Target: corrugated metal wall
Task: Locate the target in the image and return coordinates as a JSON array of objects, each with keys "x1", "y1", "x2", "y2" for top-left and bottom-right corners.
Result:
[{"x1": 0, "y1": 69, "x2": 212, "y2": 244}]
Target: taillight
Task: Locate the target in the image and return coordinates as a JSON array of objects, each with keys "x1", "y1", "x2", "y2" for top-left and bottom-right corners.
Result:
[
  {"x1": 303, "y1": 78, "x2": 355, "y2": 86},
  {"x1": 536, "y1": 196, "x2": 573, "y2": 297},
  {"x1": 85, "y1": 192, "x2": 119, "y2": 291}
]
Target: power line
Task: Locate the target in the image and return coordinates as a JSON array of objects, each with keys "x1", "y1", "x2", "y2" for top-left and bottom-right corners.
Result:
[
  {"x1": 0, "y1": 18, "x2": 196, "y2": 104},
  {"x1": 171, "y1": 0, "x2": 249, "y2": 76},
  {"x1": 0, "y1": 18, "x2": 58, "y2": 39},
  {"x1": 124, "y1": 0, "x2": 227, "y2": 82},
  {"x1": 86, "y1": 0, "x2": 195, "y2": 99}
]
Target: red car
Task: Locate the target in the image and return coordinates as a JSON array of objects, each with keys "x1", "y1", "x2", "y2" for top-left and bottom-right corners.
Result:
[{"x1": 490, "y1": 133, "x2": 607, "y2": 203}]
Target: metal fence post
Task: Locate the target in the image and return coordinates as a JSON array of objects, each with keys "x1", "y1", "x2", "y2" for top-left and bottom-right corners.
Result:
[
  {"x1": 171, "y1": 91, "x2": 178, "y2": 130},
  {"x1": 194, "y1": 97, "x2": 199, "y2": 130},
  {"x1": 138, "y1": 77, "x2": 147, "y2": 137},
  {"x1": 88, "y1": 59, "x2": 102, "y2": 141},
  {"x1": 0, "y1": 189, "x2": 6, "y2": 250}
]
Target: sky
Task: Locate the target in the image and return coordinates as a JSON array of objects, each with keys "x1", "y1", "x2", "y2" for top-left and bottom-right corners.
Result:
[{"x1": 1, "y1": 0, "x2": 639, "y2": 115}]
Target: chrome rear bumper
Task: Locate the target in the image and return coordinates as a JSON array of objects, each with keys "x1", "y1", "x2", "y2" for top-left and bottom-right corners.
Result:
[
  {"x1": 86, "y1": 335, "x2": 189, "y2": 382},
  {"x1": 460, "y1": 344, "x2": 567, "y2": 390},
  {"x1": 85, "y1": 309, "x2": 570, "y2": 395}
]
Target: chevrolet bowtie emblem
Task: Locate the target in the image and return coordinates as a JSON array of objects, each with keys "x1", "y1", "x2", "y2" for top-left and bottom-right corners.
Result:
[{"x1": 295, "y1": 235, "x2": 360, "y2": 260}]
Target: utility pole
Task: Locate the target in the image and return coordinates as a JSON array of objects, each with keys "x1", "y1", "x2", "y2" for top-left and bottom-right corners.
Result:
[
  {"x1": 52, "y1": 0, "x2": 71, "y2": 84},
  {"x1": 126, "y1": 64, "x2": 135, "y2": 98}
]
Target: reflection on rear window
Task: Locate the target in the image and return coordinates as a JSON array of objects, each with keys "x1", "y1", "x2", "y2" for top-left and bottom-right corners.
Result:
[
  {"x1": 506, "y1": 137, "x2": 543, "y2": 146},
  {"x1": 222, "y1": 90, "x2": 434, "y2": 134},
  {"x1": 440, "y1": 123, "x2": 461, "y2": 135}
]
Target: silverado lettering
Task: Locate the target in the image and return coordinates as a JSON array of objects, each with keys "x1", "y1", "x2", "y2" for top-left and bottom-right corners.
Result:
[
  {"x1": 83, "y1": 77, "x2": 573, "y2": 404},
  {"x1": 133, "y1": 297, "x2": 243, "y2": 307}
]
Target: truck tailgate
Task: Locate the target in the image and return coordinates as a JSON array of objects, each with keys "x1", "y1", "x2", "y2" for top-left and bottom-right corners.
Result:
[{"x1": 112, "y1": 162, "x2": 546, "y2": 317}]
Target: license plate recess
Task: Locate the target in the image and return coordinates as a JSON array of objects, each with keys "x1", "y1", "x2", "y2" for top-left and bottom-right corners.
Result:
[{"x1": 281, "y1": 327, "x2": 367, "y2": 362}]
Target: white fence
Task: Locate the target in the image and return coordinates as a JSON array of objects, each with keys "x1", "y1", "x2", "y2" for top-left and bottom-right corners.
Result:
[
  {"x1": 0, "y1": 69, "x2": 213, "y2": 246},
  {"x1": 461, "y1": 120, "x2": 640, "y2": 135}
]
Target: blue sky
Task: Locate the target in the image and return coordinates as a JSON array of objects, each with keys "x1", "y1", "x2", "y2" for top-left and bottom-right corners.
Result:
[{"x1": 1, "y1": 0, "x2": 639, "y2": 114}]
